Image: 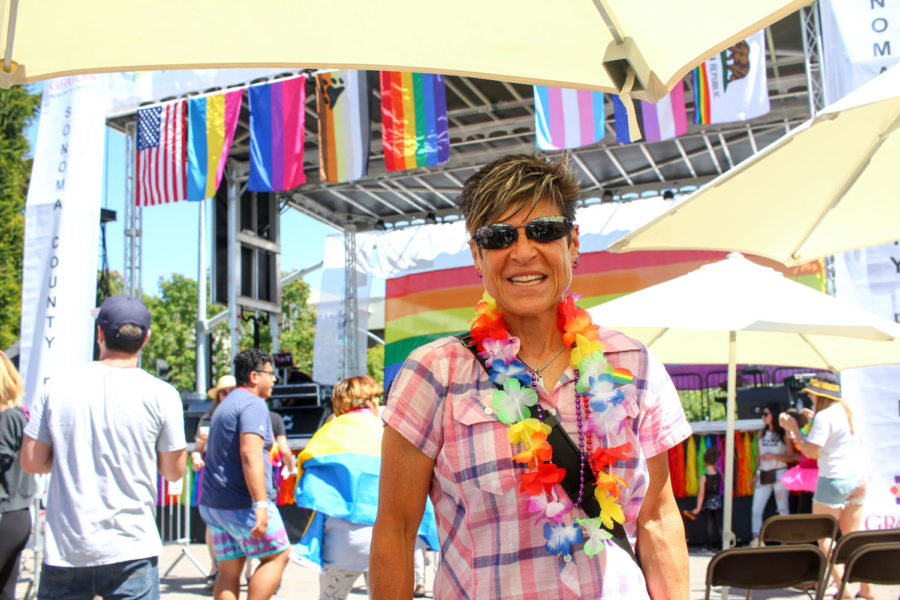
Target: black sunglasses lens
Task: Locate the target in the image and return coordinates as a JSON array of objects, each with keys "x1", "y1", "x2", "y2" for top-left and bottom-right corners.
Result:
[
  {"x1": 474, "y1": 217, "x2": 572, "y2": 249},
  {"x1": 526, "y1": 218, "x2": 570, "y2": 242},
  {"x1": 475, "y1": 225, "x2": 517, "y2": 249}
]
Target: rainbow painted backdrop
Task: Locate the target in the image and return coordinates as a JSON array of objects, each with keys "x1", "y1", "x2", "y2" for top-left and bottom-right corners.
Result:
[{"x1": 384, "y1": 250, "x2": 825, "y2": 384}]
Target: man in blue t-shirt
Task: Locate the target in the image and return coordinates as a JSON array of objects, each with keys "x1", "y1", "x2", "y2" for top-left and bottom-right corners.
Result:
[{"x1": 199, "y1": 349, "x2": 290, "y2": 600}]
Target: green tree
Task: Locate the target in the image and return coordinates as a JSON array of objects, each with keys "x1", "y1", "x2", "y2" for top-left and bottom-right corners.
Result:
[
  {"x1": 367, "y1": 344, "x2": 385, "y2": 388},
  {"x1": 0, "y1": 86, "x2": 40, "y2": 350},
  {"x1": 277, "y1": 277, "x2": 316, "y2": 376},
  {"x1": 144, "y1": 273, "x2": 317, "y2": 392},
  {"x1": 141, "y1": 274, "x2": 231, "y2": 393}
]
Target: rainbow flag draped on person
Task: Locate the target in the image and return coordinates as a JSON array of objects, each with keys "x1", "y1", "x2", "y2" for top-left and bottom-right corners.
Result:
[
  {"x1": 291, "y1": 410, "x2": 438, "y2": 570},
  {"x1": 533, "y1": 86, "x2": 605, "y2": 150},
  {"x1": 379, "y1": 71, "x2": 449, "y2": 172},
  {"x1": 186, "y1": 90, "x2": 242, "y2": 200},
  {"x1": 248, "y1": 75, "x2": 307, "y2": 192}
]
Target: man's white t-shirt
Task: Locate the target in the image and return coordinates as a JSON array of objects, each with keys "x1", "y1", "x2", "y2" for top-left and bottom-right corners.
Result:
[
  {"x1": 806, "y1": 402, "x2": 861, "y2": 479},
  {"x1": 25, "y1": 362, "x2": 186, "y2": 567}
]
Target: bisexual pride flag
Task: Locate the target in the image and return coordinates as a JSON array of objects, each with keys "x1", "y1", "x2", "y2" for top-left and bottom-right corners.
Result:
[
  {"x1": 249, "y1": 75, "x2": 307, "y2": 192},
  {"x1": 379, "y1": 71, "x2": 449, "y2": 172},
  {"x1": 186, "y1": 90, "x2": 242, "y2": 200},
  {"x1": 533, "y1": 86, "x2": 605, "y2": 150}
]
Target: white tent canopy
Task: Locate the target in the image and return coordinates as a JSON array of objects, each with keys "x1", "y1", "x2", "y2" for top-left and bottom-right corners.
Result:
[
  {"x1": 588, "y1": 253, "x2": 900, "y2": 548},
  {"x1": 1, "y1": 0, "x2": 809, "y2": 100},
  {"x1": 609, "y1": 63, "x2": 900, "y2": 265}
]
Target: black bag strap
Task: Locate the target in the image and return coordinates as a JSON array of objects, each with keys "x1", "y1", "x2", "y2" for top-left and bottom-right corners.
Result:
[{"x1": 456, "y1": 333, "x2": 639, "y2": 565}]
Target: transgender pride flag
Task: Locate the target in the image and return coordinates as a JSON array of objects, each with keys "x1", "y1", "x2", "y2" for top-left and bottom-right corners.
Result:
[
  {"x1": 640, "y1": 80, "x2": 688, "y2": 143},
  {"x1": 248, "y1": 75, "x2": 307, "y2": 192},
  {"x1": 533, "y1": 86, "x2": 605, "y2": 150}
]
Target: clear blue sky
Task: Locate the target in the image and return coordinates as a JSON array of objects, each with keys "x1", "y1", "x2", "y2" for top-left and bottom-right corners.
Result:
[{"x1": 100, "y1": 128, "x2": 336, "y2": 297}]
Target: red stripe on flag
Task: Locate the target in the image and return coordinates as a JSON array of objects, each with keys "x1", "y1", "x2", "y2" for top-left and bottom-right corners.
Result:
[{"x1": 380, "y1": 71, "x2": 396, "y2": 172}]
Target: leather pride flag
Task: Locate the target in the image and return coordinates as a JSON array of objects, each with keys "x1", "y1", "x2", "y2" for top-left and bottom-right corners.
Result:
[{"x1": 316, "y1": 70, "x2": 371, "y2": 183}]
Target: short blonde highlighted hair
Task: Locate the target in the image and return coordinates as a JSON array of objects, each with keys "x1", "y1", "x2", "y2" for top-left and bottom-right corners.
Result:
[
  {"x1": 0, "y1": 352, "x2": 24, "y2": 410},
  {"x1": 331, "y1": 375, "x2": 383, "y2": 417},
  {"x1": 459, "y1": 154, "x2": 580, "y2": 235}
]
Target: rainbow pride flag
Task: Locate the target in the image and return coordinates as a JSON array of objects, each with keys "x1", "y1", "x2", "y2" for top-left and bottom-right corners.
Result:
[
  {"x1": 186, "y1": 90, "x2": 242, "y2": 200},
  {"x1": 692, "y1": 64, "x2": 712, "y2": 124},
  {"x1": 384, "y1": 250, "x2": 825, "y2": 384},
  {"x1": 533, "y1": 86, "x2": 605, "y2": 150},
  {"x1": 379, "y1": 71, "x2": 449, "y2": 172},
  {"x1": 248, "y1": 75, "x2": 307, "y2": 192},
  {"x1": 316, "y1": 70, "x2": 370, "y2": 183}
]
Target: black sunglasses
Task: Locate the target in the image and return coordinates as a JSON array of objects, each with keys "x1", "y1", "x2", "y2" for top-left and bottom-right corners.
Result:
[{"x1": 472, "y1": 216, "x2": 574, "y2": 250}]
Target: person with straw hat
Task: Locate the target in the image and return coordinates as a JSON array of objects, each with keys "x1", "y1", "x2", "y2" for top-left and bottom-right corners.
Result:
[
  {"x1": 779, "y1": 372, "x2": 871, "y2": 599},
  {"x1": 194, "y1": 374, "x2": 237, "y2": 590}
]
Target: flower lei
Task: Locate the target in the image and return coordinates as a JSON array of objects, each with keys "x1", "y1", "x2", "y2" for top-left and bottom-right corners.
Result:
[{"x1": 470, "y1": 291, "x2": 634, "y2": 560}]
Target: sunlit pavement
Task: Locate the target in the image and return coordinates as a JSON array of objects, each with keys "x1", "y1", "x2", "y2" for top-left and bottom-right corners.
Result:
[{"x1": 16, "y1": 543, "x2": 900, "y2": 599}]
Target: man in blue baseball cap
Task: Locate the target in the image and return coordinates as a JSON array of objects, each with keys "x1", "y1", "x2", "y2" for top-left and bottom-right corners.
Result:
[{"x1": 22, "y1": 294, "x2": 187, "y2": 600}]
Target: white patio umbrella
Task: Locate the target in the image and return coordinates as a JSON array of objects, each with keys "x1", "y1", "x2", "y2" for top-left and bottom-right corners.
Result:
[
  {"x1": 608, "y1": 63, "x2": 900, "y2": 265},
  {"x1": 587, "y1": 253, "x2": 900, "y2": 548},
  {"x1": 0, "y1": 0, "x2": 808, "y2": 100}
]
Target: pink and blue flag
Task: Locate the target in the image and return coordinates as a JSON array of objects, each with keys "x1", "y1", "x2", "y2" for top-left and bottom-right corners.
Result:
[
  {"x1": 640, "y1": 80, "x2": 688, "y2": 143},
  {"x1": 533, "y1": 86, "x2": 605, "y2": 150},
  {"x1": 248, "y1": 76, "x2": 307, "y2": 192},
  {"x1": 186, "y1": 90, "x2": 242, "y2": 200}
]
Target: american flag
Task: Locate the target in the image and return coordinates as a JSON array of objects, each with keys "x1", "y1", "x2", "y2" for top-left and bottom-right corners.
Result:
[{"x1": 136, "y1": 101, "x2": 187, "y2": 206}]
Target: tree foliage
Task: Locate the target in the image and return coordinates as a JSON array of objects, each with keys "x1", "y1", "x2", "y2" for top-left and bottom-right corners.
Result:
[
  {"x1": 141, "y1": 274, "x2": 231, "y2": 393},
  {"x1": 277, "y1": 277, "x2": 316, "y2": 376},
  {"x1": 142, "y1": 274, "x2": 316, "y2": 393},
  {"x1": 0, "y1": 87, "x2": 40, "y2": 350},
  {"x1": 367, "y1": 344, "x2": 385, "y2": 388}
]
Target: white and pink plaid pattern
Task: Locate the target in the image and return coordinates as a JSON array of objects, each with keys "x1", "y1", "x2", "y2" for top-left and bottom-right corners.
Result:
[{"x1": 382, "y1": 327, "x2": 691, "y2": 599}]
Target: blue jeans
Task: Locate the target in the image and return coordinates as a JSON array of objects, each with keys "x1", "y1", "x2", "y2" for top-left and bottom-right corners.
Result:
[{"x1": 38, "y1": 557, "x2": 158, "y2": 600}]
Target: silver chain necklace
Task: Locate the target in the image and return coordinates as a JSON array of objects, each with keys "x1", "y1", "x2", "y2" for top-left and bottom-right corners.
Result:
[{"x1": 518, "y1": 344, "x2": 568, "y2": 389}]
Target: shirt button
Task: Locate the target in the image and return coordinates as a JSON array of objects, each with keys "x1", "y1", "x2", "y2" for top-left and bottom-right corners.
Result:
[{"x1": 484, "y1": 407, "x2": 493, "y2": 415}]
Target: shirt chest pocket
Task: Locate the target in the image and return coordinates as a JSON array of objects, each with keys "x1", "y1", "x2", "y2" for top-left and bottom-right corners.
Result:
[{"x1": 445, "y1": 395, "x2": 518, "y2": 496}]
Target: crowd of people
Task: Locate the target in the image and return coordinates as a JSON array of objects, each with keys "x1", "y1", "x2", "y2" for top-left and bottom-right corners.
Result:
[{"x1": 1, "y1": 154, "x2": 882, "y2": 600}]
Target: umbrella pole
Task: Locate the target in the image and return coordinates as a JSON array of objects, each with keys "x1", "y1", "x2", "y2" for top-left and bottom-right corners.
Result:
[{"x1": 722, "y1": 331, "x2": 737, "y2": 551}]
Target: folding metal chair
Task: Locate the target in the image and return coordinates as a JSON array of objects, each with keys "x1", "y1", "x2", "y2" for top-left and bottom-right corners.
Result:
[
  {"x1": 834, "y1": 541, "x2": 900, "y2": 600},
  {"x1": 704, "y1": 545, "x2": 827, "y2": 600},
  {"x1": 760, "y1": 514, "x2": 839, "y2": 545},
  {"x1": 825, "y1": 528, "x2": 900, "y2": 591}
]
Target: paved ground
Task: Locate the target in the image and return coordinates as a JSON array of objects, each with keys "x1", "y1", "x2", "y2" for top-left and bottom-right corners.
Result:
[{"x1": 16, "y1": 543, "x2": 900, "y2": 599}]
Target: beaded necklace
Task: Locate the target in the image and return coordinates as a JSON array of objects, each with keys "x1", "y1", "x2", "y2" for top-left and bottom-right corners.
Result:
[{"x1": 469, "y1": 291, "x2": 634, "y2": 560}]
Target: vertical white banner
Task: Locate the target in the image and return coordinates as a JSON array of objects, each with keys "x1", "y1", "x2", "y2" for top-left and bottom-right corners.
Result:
[
  {"x1": 312, "y1": 234, "x2": 370, "y2": 385},
  {"x1": 19, "y1": 75, "x2": 108, "y2": 407},
  {"x1": 833, "y1": 242, "x2": 900, "y2": 530},
  {"x1": 821, "y1": 0, "x2": 900, "y2": 103}
]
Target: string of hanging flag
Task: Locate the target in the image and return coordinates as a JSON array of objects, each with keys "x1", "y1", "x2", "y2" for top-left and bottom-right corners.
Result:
[{"x1": 134, "y1": 30, "x2": 769, "y2": 207}]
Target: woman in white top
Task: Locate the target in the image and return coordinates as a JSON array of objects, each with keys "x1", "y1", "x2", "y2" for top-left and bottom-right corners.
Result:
[
  {"x1": 779, "y1": 373, "x2": 870, "y2": 600},
  {"x1": 750, "y1": 402, "x2": 798, "y2": 543}
]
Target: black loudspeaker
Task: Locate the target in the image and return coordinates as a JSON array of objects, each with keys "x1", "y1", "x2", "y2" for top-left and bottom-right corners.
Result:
[
  {"x1": 270, "y1": 405, "x2": 331, "y2": 439},
  {"x1": 735, "y1": 385, "x2": 792, "y2": 419}
]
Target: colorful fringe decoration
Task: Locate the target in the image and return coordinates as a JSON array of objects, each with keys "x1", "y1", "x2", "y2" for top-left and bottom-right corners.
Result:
[{"x1": 684, "y1": 435, "x2": 698, "y2": 497}]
